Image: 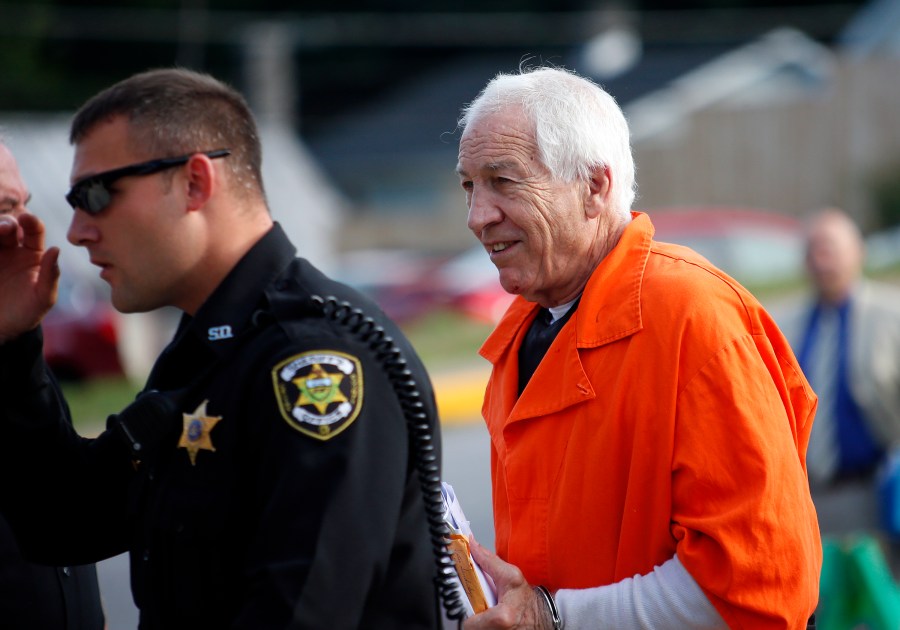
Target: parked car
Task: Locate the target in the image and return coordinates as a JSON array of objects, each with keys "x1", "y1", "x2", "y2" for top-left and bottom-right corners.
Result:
[
  {"x1": 42, "y1": 278, "x2": 124, "y2": 381},
  {"x1": 337, "y1": 246, "x2": 514, "y2": 325},
  {"x1": 334, "y1": 248, "x2": 450, "y2": 323},
  {"x1": 646, "y1": 207, "x2": 805, "y2": 286},
  {"x1": 432, "y1": 246, "x2": 515, "y2": 324}
]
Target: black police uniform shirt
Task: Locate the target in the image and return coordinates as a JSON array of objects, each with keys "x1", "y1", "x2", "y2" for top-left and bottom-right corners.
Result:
[
  {"x1": 0, "y1": 223, "x2": 442, "y2": 629},
  {"x1": 0, "y1": 512, "x2": 105, "y2": 630}
]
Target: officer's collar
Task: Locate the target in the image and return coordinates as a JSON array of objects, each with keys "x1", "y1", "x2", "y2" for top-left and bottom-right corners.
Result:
[{"x1": 178, "y1": 222, "x2": 297, "y2": 357}]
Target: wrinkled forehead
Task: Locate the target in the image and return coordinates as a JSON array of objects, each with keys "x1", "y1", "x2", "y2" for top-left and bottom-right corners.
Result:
[
  {"x1": 0, "y1": 145, "x2": 28, "y2": 195},
  {"x1": 461, "y1": 103, "x2": 532, "y2": 141},
  {"x1": 457, "y1": 107, "x2": 539, "y2": 170}
]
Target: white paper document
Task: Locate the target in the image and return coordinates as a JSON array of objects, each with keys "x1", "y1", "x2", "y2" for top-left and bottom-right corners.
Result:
[{"x1": 441, "y1": 481, "x2": 497, "y2": 622}]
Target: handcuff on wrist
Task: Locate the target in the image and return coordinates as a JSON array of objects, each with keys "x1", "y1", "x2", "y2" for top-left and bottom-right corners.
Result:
[{"x1": 533, "y1": 585, "x2": 562, "y2": 630}]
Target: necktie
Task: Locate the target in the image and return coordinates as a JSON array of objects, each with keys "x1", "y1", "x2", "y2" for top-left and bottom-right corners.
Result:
[
  {"x1": 517, "y1": 306, "x2": 576, "y2": 395},
  {"x1": 806, "y1": 307, "x2": 840, "y2": 485}
]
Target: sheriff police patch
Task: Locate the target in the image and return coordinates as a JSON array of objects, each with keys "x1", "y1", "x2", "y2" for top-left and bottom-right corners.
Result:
[{"x1": 272, "y1": 351, "x2": 364, "y2": 440}]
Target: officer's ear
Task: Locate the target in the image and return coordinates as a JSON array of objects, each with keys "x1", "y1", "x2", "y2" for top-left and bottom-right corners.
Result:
[
  {"x1": 584, "y1": 164, "x2": 612, "y2": 220},
  {"x1": 183, "y1": 153, "x2": 216, "y2": 212}
]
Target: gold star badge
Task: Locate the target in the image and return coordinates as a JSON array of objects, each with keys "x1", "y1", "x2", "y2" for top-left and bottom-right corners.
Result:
[
  {"x1": 293, "y1": 363, "x2": 348, "y2": 414},
  {"x1": 178, "y1": 400, "x2": 222, "y2": 466}
]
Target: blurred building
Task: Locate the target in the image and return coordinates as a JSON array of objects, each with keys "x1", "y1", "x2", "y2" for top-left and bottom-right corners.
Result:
[
  {"x1": 628, "y1": 29, "x2": 900, "y2": 229},
  {"x1": 302, "y1": 0, "x2": 900, "y2": 252}
]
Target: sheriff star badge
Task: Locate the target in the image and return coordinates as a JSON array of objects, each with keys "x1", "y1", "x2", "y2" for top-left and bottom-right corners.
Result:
[{"x1": 178, "y1": 400, "x2": 222, "y2": 466}]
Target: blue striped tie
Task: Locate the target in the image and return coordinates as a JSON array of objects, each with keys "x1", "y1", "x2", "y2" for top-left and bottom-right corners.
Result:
[{"x1": 806, "y1": 307, "x2": 840, "y2": 485}]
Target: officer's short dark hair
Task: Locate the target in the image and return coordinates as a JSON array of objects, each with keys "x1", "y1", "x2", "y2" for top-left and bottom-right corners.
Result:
[{"x1": 70, "y1": 67, "x2": 265, "y2": 200}]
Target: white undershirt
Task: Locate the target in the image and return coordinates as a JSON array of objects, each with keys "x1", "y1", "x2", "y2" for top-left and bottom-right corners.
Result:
[
  {"x1": 547, "y1": 298, "x2": 579, "y2": 324},
  {"x1": 554, "y1": 555, "x2": 727, "y2": 629}
]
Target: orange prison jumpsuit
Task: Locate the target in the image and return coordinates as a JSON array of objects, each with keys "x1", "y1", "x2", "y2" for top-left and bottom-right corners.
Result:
[{"x1": 479, "y1": 213, "x2": 821, "y2": 629}]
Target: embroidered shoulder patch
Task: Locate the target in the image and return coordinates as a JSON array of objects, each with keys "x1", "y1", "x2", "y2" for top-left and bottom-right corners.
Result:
[{"x1": 272, "y1": 351, "x2": 364, "y2": 440}]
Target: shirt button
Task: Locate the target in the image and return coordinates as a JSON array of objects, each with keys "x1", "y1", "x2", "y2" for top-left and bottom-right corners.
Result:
[{"x1": 62, "y1": 566, "x2": 71, "y2": 577}]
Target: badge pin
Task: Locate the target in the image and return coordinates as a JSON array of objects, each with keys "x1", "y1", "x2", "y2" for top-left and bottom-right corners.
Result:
[{"x1": 178, "y1": 400, "x2": 222, "y2": 466}]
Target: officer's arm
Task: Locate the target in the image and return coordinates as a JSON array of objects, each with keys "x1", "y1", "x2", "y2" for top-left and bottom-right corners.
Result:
[
  {"x1": 232, "y1": 340, "x2": 425, "y2": 628},
  {"x1": 0, "y1": 327, "x2": 132, "y2": 564}
]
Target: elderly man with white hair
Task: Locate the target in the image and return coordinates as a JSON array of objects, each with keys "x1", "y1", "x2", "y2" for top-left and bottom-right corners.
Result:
[{"x1": 455, "y1": 66, "x2": 821, "y2": 629}]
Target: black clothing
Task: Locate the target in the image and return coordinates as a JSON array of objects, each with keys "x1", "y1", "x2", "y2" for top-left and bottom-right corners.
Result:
[
  {"x1": 517, "y1": 302, "x2": 579, "y2": 394},
  {"x1": 0, "y1": 224, "x2": 441, "y2": 629},
  {"x1": 0, "y1": 513, "x2": 104, "y2": 630}
]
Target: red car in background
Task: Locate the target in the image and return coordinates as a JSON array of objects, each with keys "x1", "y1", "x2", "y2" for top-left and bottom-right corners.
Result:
[
  {"x1": 647, "y1": 207, "x2": 805, "y2": 286},
  {"x1": 335, "y1": 248, "x2": 451, "y2": 324},
  {"x1": 432, "y1": 246, "x2": 515, "y2": 324},
  {"x1": 42, "y1": 279, "x2": 124, "y2": 381}
]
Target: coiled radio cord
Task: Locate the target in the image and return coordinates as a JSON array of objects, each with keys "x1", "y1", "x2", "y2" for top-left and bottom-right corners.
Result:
[{"x1": 310, "y1": 295, "x2": 468, "y2": 624}]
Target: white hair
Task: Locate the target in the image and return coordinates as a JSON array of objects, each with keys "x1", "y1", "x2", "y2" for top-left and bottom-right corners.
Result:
[{"x1": 459, "y1": 66, "x2": 637, "y2": 220}]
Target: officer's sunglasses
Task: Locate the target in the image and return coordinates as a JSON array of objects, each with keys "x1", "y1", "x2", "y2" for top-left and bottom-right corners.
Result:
[{"x1": 65, "y1": 149, "x2": 231, "y2": 215}]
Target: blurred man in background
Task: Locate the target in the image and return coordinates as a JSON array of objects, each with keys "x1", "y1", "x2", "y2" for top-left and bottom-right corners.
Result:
[
  {"x1": 455, "y1": 66, "x2": 819, "y2": 629},
  {"x1": 786, "y1": 208, "x2": 900, "y2": 558},
  {"x1": 0, "y1": 140, "x2": 105, "y2": 630}
]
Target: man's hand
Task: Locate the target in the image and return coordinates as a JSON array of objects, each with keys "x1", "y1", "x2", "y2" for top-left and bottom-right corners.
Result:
[
  {"x1": 0, "y1": 213, "x2": 60, "y2": 344},
  {"x1": 463, "y1": 538, "x2": 555, "y2": 630}
]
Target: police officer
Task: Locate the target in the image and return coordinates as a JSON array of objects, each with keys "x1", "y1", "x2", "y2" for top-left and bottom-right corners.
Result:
[
  {"x1": 0, "y1": 140, "x2": 105, "y2": 630},
  {"x1": 0, "y1": 69, "x2": 441, "y2": 629},
  {"x1": 0, "y1": 515, "x2": 105, "y2": 630}
]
